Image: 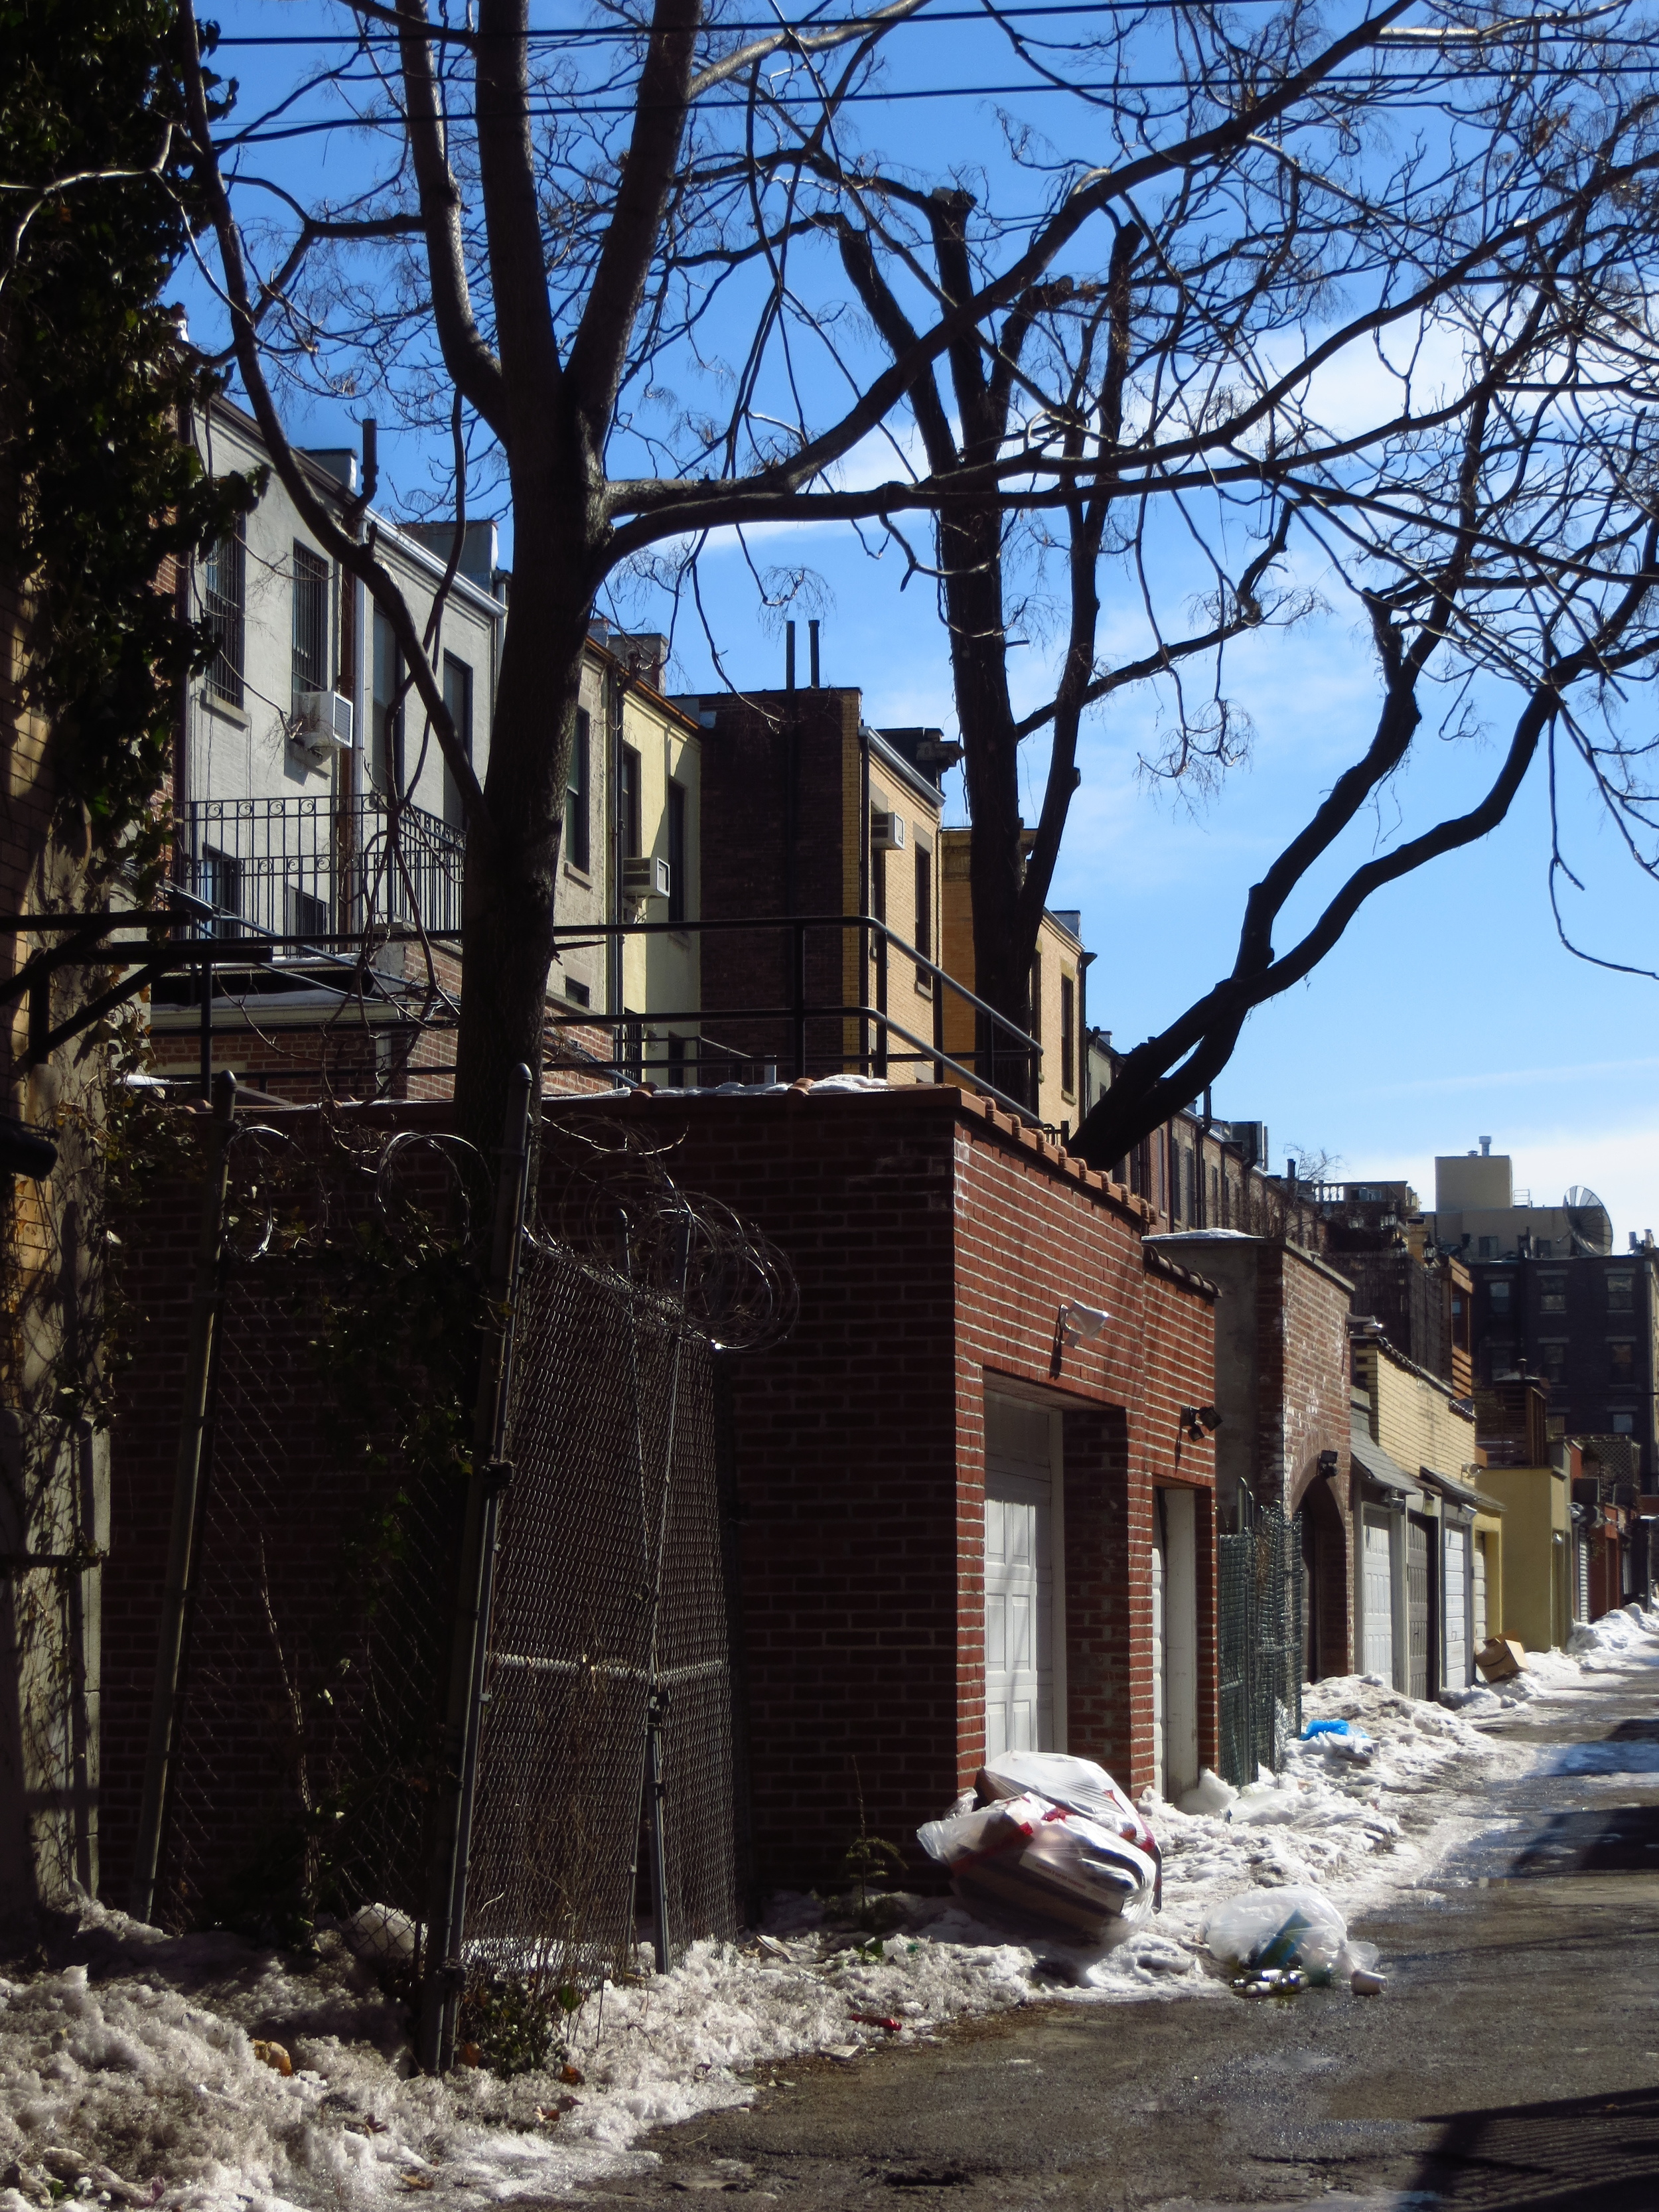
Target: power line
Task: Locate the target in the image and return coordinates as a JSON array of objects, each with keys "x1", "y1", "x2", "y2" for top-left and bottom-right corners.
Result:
[
  {"x1": 221, "y1": 62, "x2": 1647, "y2": 145},
  {"x1": 212, "y1": 1, "x2": 1325, "y2": 43}
]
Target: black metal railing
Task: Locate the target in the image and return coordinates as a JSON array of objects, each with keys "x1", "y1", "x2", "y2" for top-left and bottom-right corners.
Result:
[
  {"x1": 541, "y1": 914, "x2": 1041, "y2": 1115},
  {"x1": 178, "y1": 795, "x2": 466, "y2": 944}
]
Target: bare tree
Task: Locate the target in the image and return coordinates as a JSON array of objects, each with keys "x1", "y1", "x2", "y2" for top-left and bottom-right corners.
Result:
[
  {"x1": 173, "y1": 0, "x2": 1479, "y2": 1146},
  {"x1": 822, "y1": 2, "x2": 1659, "y2": 1140}
]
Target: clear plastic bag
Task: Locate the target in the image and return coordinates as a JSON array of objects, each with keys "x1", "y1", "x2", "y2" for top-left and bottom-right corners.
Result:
[
  {"x1": 977, "y1": 1749, "x2": 1161, "y2": 1904},
  {"x1": 1204, "y1": 1885, "x2": 1348, "y2": 1978},
  {"x1": 917, "y1": 1790, "x2": 1157, "y2": 1943}
]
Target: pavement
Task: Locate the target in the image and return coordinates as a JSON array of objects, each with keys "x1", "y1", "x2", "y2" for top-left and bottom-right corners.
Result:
[{"x1": 578, "y1": 1648, "x2": 1659, "y2": 2210}]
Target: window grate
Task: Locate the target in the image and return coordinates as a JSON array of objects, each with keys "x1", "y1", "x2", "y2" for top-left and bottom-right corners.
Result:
[
  {"x1": 291, "y1": 543, "x2": 329, "y2": 710},
  {"x1": 204, "y1": 528, "x2": 246, "y2": 707}
]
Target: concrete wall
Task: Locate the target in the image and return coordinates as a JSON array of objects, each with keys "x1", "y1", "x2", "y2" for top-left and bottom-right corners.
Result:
[{"x1": 1477, "y1": 1465, "x2": 1571, "y2": 1650}]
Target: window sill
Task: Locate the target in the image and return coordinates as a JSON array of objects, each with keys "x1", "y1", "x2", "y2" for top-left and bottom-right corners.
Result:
[
  {"x1": 669, "y1": 928, "x2": 691, "y2": 946},
  {"x1": 199, "y1": 692, "x2": 248, "y2": 729},
  {"x1": 563, "y1": 863, "x2": 594, "y2": 886}
]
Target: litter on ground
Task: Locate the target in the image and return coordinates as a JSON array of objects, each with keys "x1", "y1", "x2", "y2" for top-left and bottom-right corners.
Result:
[{"x1": 4, "y1": 1606, "x2": 1657, "y2": 2211}]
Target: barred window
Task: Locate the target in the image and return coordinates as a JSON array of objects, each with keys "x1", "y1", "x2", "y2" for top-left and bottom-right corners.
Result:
[
  {"x1": 442, "y1": 652, "x2": 473, "y2": 830},
  {"x1": 291, "y1": 543, "x2": 329, "y2": 711},
  {"x1": 566, "y1": 709, "x2": 591, "y2": 873},
  {"x1": 204, "y1": 527, "x2": 246, "y2": 707}
]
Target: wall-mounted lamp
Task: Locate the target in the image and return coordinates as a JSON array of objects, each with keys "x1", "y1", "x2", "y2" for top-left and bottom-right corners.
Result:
[
  {"x1": 1179, "y1": 1404, "x2": 1224, "y2": 1439},
  {"x1": 1059, "y1": 1301, "x2": 1110, "y2": 1348},
  {"x1": 1317, "y1": 1449, "x2": 1340, "y2": 1479}
]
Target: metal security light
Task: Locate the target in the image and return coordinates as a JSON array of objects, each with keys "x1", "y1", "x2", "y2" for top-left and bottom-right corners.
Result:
[{"x1": 1059, "y1": 1301, "x2": 1110, "y2": 1348}]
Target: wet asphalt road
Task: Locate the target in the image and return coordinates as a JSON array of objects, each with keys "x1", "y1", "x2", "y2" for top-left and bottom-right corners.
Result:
[{"x1": 577, "y1": 1643, "x2": 1659, "y2": 2211}]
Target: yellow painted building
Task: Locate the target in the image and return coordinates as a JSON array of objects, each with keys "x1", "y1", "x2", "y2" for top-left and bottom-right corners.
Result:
[
  {"x1": 938, "y1": 829, "x2": 1086, "y2": 1131},
  {"x1": 1476, "y1": 1459, "x2": 1573, "y2": 1651},
  {"x1": 558, "y1": 630, "x2": 701, "y2": 1081}
]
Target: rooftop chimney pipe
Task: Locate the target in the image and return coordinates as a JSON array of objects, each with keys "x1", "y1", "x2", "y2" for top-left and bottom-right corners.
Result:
[
  {"x1": 809, "y1": 619, "x2": 821, "y2": 688},
  {"x1": 1480, "y1": 1135, "x2": 1492, "y2": 1156}
]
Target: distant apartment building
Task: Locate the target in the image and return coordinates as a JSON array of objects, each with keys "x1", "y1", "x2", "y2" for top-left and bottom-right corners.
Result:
[
  {"x1": 154, "y1": 396, "x2": 698, "y2": 1098},
  {"x1": 938, "y1": 832, "x2": 1087, "y2": 1133},
  {"x1": 683, "y1": 670, "x2": 1016, "y2": 1088},
  {"x1": 1468, "y1": 1248, "x2": 1659, "y2": 1475},
  {"x1": 1427, "y1": 1139, "x2": 1614, "y2": 1261}
]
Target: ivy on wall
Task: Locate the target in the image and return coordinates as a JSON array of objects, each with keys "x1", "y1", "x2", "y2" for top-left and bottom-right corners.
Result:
[{"x1": 2, "y1": 0, "x2": 259, "y2": 894}]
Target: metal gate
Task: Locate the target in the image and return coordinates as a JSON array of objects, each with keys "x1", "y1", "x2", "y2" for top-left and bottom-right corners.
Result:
[{"x1": 1217, "y1": 1496, "x2": 1303, "y2": 1787}]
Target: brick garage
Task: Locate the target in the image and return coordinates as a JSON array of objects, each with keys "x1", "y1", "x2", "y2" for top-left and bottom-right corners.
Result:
[
  {"x1": 1155, "y1": 1232, "x2": 1354, "y2": 1680},
  {"x1": 546, "y1": 1082, "x2": 1218, "y2": 1890},
  {"x1": 99, "y1": 1082, "x2": 1218, "y2": 1915}
]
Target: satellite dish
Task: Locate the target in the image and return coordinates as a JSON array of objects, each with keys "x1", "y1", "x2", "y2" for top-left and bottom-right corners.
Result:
[{"x1": 1565, "y1": 1185, "x2": 1614, "y2": 1254}]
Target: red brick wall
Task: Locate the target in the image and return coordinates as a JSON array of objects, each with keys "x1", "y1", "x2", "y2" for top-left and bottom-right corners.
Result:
[
  {"x1": 102, "y1": 1086, "x2": 1219, "y2": 1911},
  {"x1": 544, "y1": 1084, "x2": 1217, "y2": 1888},
  {"x1": 693, "y1": 688, "x2": 861, "y2": 1078}
]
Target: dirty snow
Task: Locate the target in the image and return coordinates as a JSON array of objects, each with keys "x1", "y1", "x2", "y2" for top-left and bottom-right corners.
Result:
[{"x1": 7, "y1": 1607, "x2": 1659, "y2": 2209}]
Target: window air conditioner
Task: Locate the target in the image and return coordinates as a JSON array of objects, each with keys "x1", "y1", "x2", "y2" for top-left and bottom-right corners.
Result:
[
  {"x1": 623, "y1": 855, "x2": 671, "y2": 901},
  {"x1": 295, "y1": 692, "x2": 354, "y2": 753},
  {"x1": 870, "y1": 809, "x2": 905, "y2": 851}
]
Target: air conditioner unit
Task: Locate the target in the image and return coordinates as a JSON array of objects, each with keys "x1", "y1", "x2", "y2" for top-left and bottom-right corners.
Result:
[
  {"x1": 295, "y1": 691, "x2": 354, "y2": 753},
  {"x1": 623, "y1": 855, "x2": 671, "y2": 901},
  {"x1": 870, "y1": 809, "x2": 905, "y2": 851}
]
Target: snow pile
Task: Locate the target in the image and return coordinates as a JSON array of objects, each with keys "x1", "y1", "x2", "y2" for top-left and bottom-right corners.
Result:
[
  {"x1": 0, "y1": 1906, "x2": 1043, "y2": 2212},
  {"x1": 1568, "y1": 1600, "x2": 1659, "y2": 1664},
  {"x1": 0, "y1": 1663, "x2": 1561, "y2": 2207}
]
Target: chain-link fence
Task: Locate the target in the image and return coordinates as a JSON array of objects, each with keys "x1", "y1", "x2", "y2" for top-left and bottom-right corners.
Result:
[
  {"x1": 157, "y1": 1244, "x2": 462, "y2": 1947},
  {"x1": 143, "y1": 1109, "x2": 785, "y2": 2043},
  {"x1": 1217, "y1": 1497, "x2": 1303, "y2": 1788},
  {"x1": 463, "y1": 1234, "x2": 739, "y2": 1994}
]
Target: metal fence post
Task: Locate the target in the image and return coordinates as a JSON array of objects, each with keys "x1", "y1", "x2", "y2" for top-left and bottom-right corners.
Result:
[
  {"x1": 418, "y1": 1063, "x2": 533, "y2": 2075},
  {"x1": 129, "y1": 1067, "x2": 237, "y2": 1923}
]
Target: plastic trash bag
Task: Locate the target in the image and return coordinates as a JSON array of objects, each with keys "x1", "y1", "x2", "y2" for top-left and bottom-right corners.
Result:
[
  {"x1": 1300, "y1": 1718, "x2": 1376, "y2": 1763},
  {"x1": 1204, "y1": 1885, "x2": 1384, "y2": 1994},
  {"x1": 917, "y1": 1789, "x2": 1157, "y2": 1943},
  {"x1": 978, "y1": 1749, "x2": 1161, "y2": 1904}
]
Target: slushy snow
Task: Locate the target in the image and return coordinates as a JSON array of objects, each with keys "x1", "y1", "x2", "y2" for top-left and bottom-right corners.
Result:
[{"x1": 7, "y1": 1607, "x2": 1658, "y2": 2209}]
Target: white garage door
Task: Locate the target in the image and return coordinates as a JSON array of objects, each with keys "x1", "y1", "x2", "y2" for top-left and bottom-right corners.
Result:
[
  {"x1": 985, "y1": 1399, "x2": 1058, "y2": 1761},
  {"x1": 1362, "y1": 1511, "x2": 1394, "y2": 1683},
  {"x1": 1443, "y1": 1523, "x2": 1471, "y2": 1688}
]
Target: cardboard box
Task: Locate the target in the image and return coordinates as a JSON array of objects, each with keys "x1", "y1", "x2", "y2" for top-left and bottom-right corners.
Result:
[{"x1": 1476, "y1": 1635, "x2": 1526, "y2": 1681}]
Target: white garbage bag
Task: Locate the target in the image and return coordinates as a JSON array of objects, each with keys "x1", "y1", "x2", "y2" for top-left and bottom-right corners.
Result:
[
  {"x1": 977, "y1": 1749, "x2": 1162, "y2": 1904},
  {"x1": 917, "y1": 1789, "x2": 1157, "y2": 1943}
]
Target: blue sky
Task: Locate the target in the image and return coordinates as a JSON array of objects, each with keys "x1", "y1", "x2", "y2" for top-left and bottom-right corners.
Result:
[{"x1": 199, "y1": 2, "x2": 1659, "y2": 1242}]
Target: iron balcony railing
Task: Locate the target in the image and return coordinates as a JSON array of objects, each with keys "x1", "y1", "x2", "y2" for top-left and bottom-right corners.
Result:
[{"x1": 178, "y1": 794, "x2": 465, "y2": 944}]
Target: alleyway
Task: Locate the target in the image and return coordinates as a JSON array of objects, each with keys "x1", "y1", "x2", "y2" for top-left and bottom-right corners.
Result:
[{"x1": 581, "y1": 1651, "x2": 1659, "y2": 2211}]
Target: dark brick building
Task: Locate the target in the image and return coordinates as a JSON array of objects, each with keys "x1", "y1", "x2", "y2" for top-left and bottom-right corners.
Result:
[{"x1": 1470, "y1": 1250, "x2": 1659, "y2": 1479}]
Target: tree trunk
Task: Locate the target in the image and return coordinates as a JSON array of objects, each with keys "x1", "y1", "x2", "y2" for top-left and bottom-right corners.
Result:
[
  {"x1": 452, "y1": 493, "x2": 596, "y2": 1157},
  {"x1": 942, "y1": 506, "x2": 1040, "y2": 1106}
]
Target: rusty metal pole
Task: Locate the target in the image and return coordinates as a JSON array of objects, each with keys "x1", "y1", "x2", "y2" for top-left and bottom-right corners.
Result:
[
  {"x1": 418, "y1": 1063, "x2": 533, "y2": 2073},
  {"x1": 129, "y1": 1067, "x2": 237, "y2": 1923}
]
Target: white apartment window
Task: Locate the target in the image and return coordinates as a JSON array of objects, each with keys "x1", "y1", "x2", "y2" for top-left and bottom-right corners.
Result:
[
  {"x1": 291, "y1": 543, "x2": 329, "y2": 713},
  {"x1": 204, "y1": 526, "x2": 246, "y2": 707},
  {"x1": 566, "y1": 709, "x2": 591, "y2": 872},
  {"x1": 668, "y1": 778, "x2": 687, "y2": 925},
  {"x1": 914, "y1": 842, "x2": 932, "y2": 984},
  {"x1": 1060, "y1": 974, "x2": 1075, "y2": 1096}
]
